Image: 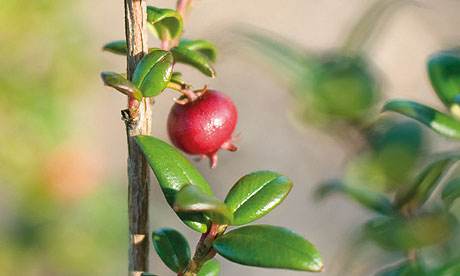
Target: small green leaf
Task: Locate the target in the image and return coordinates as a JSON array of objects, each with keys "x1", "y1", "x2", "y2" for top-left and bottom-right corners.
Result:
[
  {"x1": 152, "y1": 228, "x2": 190, "y2": 273},
  {"x1": 174, "y1": 185, "x2": 233, "y2": 225},
  {"x1": 171, "y1": 46, "x2": 216, "y2": 78},
  {"x1": 170, "y1": 72, "x2": 186, "y2": 87},
  {"x1": 147, "y1": 6, "x2": 183, "y2": 40},
  {"x1": 102, "y1": 40, "x2": 127, "y2": 55},
  {"x1": 315, "y1": 180, "x2": 393, "y2": 215},
  {"x1": 375, "y1": 261, "x2": 427, "y2": 276},
  {"x1": 179, "y1": 38, "x2": 218, "y2": 62},
  {"x1": 382, "y1": 99, "x2": 460, "y2": 139},
  {"x1": 100, "y1": 71, "x2": 143, "y2": 101},
  {"x1": 141, "y1": 273, "x2": 159, "y2": 276},
  {"x1": 431, "y1": 257, "x2": 460, "y2": 276},
  {"x1": 132, "y1": 50, "x2": 173, "y2": 97},
  {"x1": 442, "y1": 178, "x2": 460, "y2": 208},
  {"x1": 213, "y1": 225, "x2": 323, "y2": 272},
  {"x1": 135, "y1": 135, "x2": 212, "y2": 233},
  {"x1": 197, "y1": 260, "x2": 220, "y2": 276},
  {"x1": 428, "y1": 51, "x2": 460, "y2": 108},
  {"x1": 365, "y1": 212, "x2": 458, "y2": 250},
  {"x1": 224, "y1": 171, "x2": 292, "y2": 225},
  {"x1": 394, "y1": 157, "x2": 457, "y2": 209}
]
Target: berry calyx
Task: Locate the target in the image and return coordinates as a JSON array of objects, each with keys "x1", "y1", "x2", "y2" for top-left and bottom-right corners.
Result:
[{"x1": 167, "y1": 88, "x2": 239, "y2": 168}]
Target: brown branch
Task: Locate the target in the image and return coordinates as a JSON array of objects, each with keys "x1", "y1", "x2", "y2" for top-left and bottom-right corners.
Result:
[{"x1": 124, "y1": 0, "x2": 151, "y2": 276}]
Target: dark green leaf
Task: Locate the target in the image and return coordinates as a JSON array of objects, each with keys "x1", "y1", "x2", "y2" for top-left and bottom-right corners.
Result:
[
  {"x1": 174, "y1": 185, "x2": 233, "y2": 225},
  {"x1": 100, "y1": 71, "x2": 143, "y2": 101},
  {"x1": 132, "y1": 50, "x2": 173, "y2": 97},
  {"x1": 224, "y1": 171, "x2": 292, "y2": 225},
  {"x1": 365, "y1": 212, "x2": 458, "y2": 250},
  {"x1": 383, "y1": 99, "x2": 460, "y2": 139},
  {"x1": 147, "y1": 6, "x2": 183, "y2": 40},
  {"x1": 442, "y1": 178, "x2": 460, "y2": 208},
  {"x1": 427, "y1": 51, "x2": 460, "y2": 108},
  {"x1": 375, "y1": 261, "x2": 426, "y2": 276},
  {"x1": 135, "y1": 135, "x2": 212, "y2": 233},
  {"x1": 213, "y1": 225, "x2": 323, "y2": 272},
  {"x1": 394, "y1": 157, "x2": 457, "y2": 209},
  {"x1": 141, "y1": 273, "x2": 158, "y2": 276},
  {"x1": 171, "y1": 46, "x2": 216, "y2": 78},
  {"x1": 315, "y1": 180, "x2": 393, "y2": 215},
  {"x1": 431, "y1": 257, "x2": 460, "y2": 276},
  {"x1": 152, "y1": 228, "x2": 190, "y2": 273},
  {"x1": 179, "y1": 38, "x2": 218, "y2": 62},
  {"x1": 197, "y1": 259, "x2": 220, "y2": 276},
  {"x1": 102, "y1": 40, "x2": 127, "y2": 55}
]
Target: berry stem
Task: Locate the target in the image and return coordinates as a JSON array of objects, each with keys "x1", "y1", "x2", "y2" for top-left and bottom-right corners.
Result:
[{"x1": 167, "y1": 82, "x2": 199, "y2": 102}]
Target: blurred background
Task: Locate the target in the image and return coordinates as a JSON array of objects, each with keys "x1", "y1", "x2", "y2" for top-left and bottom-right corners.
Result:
[{"x1": 2, "y1": 0, "x2": 460, "y2": 275}]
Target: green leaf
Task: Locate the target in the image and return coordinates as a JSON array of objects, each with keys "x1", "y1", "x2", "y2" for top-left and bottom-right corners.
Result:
[
  {"x1": 431, "y1": 257, "x2": 460, "y2": 276},
  {"x1": 427, "y1": 51, "x2": 460, "y2": 108},
  {"x1": 132, "y1": 50, "x2": 173, "y2": 97},
  {"x1": 102, "y1": 40, "x2": 127, "y2": 55},
  {"x1": 179, "y1": 38, "x2": 218, "y2": 62},
  {"x1": 224, "y1": 171, "x2": 292, "y2": 225},
  {"x1": 100, "y1": 71, "x2": 143, "y2": 101},
  {"x1": 135, "y1": 135, "x2": 212, "y2": 233},
  {"x1": 442, "y1": 178, "x2": 460, "y2": 208},
  {"x1": 147, "y1": 6, "x2": 183, "y2": 40},
  {"x1": 174, "y1": 185, "x2": 233, "y2": 225},
  {"x1": 170, "y1": 72, "x2": 186, "y2": 87},
  {"x1": 365, "y1": 212, "x2": 458, "y2": 250},
  {"x1": 394, "y1": 157, "x2": 457, "y2": 209},
  {"x1": 383, "y1": 99, "x2": 460, "y2": 139},
  {"x1": 152, "y1": 228, "x2": 190, "y2": 273},
  {"x1": 315, "y1": 180, "x2": 393, "y2": 215},
  {"x1": 197, "y1": 260, "x2": 220, "y2": 276},
  {"x1": 375, "y1": 261, "x2": 427, "y2": 276},
  {"x1": 170, "y1": 46, "x2": 216, "y2": 78},
  {"x1": 141, "y1": 273, "x2": 159, "y2": 276},
  {"x1": 213, "y1": 225, "x2": 323, "y2": 272}
]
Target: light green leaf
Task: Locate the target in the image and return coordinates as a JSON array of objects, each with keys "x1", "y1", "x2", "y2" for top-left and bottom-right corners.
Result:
[
  {"x1": 100, "y1": 71, "x2": 143, "y2": 101},
  {"x1": 102, "y1": 40, "x2": 127, "y2": 55},
  {"x1": 197, "y1": 260, "x2": 220, "y2": 276},
  {"x1": 427, "y1": 51, "x2": 460, "y2": 108},
  {"x1": 170, "y1": 72, "x2": 186, "y2": 87},
  {"x1": 442, "y1": 178, "x2": 460, "y2": 208},
  {"x1": 224, "y1": 170, "x2": 292, "y2": 225},
  {"x1": 147, "y1": 6, "x2": 183, "y2": 40},
  {"x1": 132, "y1": 50, "x2": 173, "y2": 97},
  {"x1": 383, "y1": 99, "x2": 460, "y2": 139},
  {"x1": 431, "y1": 257, "x2": 460, "y2": 276},
  {"x1": 135, "y1": 135, "x2": 212, "y2": 233},
  {"x1": 174, "y1": 185, "x2": 233, "y2": 225},
  {"x1": 152, "y1": 228, "x2": 190, "y2": 273},
  {"x1": 179, "y1": 38, "x2": 218, "y2": 62},
  {"x1": 171, "y1": 46, "x2": 216, "y2": 78},
  {"x1": 213, "y1": 225, "x2": 323, "y2": 272}
]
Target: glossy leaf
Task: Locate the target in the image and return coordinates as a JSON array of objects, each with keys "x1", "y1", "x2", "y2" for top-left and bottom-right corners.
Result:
[
  {"x1": 442, "y1": 178, "x2": 460, "y2": 208},
  {"x1": 365, "y1": 212, "x2": 458, "y2": 250},
  {"x1": 132, "y1": 50, "x2": 173, "y2": 97},
  {"x1": 152, "y1": 228, "x2": 190, "y2": 273},
  {"x1": 170, "y1": 46, "x2": 216, "y2": 78},
  {"x1": 174, "y1": 185, "x2": 233, "y2": 225},
  {"x1": 100, "y1": 71, "x2": 143, "y2": 101},
  {"x1": 170, "y1": 72, "x2": 186, "y2": 87},
  {"x1": 179, "y1": 38, "x2": 218, "y2": 62},
  {"x1": 224, "y1": 170, "x2": 292, "y2": 225},
  {"x1": 383, "y1": 99, "x2": 460, "y2": 139},
  {"x1": 147, "y1": 6, "x2": 183, "y2": 40},
  {"x1": 102, "y1": 40, "x2": 127, "y2": 55},
  {"x1": 394, "y1": 157, "x2": 457, "y2": 209},
  {"x1": 427, "y1": 51, "x2": 460, "y2": 108},
  {"x1": 213, "y1": 225, "x2": 323, "y2": 272},
  {"x1": 315, "y1": 180, "x2": 393, "y2": 215},
  {"x1": 197, "y1": 260, "x2": 220, "y2": 276},
  {"x1": 135, "y1": 135, "x2": 212, "y2": 233}
]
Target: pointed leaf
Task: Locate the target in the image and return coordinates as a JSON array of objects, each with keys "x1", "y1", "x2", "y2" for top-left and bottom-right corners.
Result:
[
  {"x1": 213, "y1": 225, "x2": 323, "y2": 272},
  {"x1": 394, "y1": 157, "x2": 458, "y2": 209},
  {"x1": 224, "y1": 171, "x2": 292, "y2": 225},
  {"x1": 152, "y1": 228, "x2": 190, "y2": 273},
  {"x1": 103, "y1": 40, "x2": 127, "y2": 55},
  {"x1": 383, "y1": 99, "x2": 460, "y2": 139},
  {"x1": 179, "y1": 38, "x2": 218, "y2": 62},
  {"x1": 427, "y1": 51, "x2": 460, "y2": 108},
  {"x1": 100, "y1": 71, "x2": 143, "y2": 101},
  {"x1": 315, "y1": 180, "x2": 393, "y2": 215},
  {"x1": 197, "y1": 259, "x2": 220, "y2": 276},
  {"x1": 147, "y1": 6, "x2": 183, "y2": 40},
  {"x1": 132, "y1": 50, "x2": 173, "y2": 97},
  {"x1": 174, "y1": 185, "x2": 233, "y2": 225},
  {"x1": 365, "y1": 212, "x2": 458, "y2": 250},
  {"x1": 135, "y1": 135, "x2": 212, "y2": 233},
  {"x1": 171, "y1": 46, "x2": 216, "y2": 78},
  {"x1": 442, "y1": 178, "x2": 460, "y2": 208}
]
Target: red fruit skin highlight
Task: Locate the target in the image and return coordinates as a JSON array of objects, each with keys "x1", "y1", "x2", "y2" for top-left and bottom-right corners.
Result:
[{"x1": 167, "y1": 90, "x2": 239, "y2": 168}]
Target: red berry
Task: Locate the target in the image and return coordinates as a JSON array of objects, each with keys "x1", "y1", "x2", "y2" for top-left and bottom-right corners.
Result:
[{"x1": 167, "y1": 89, "x2": 239, "y2": 168}]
